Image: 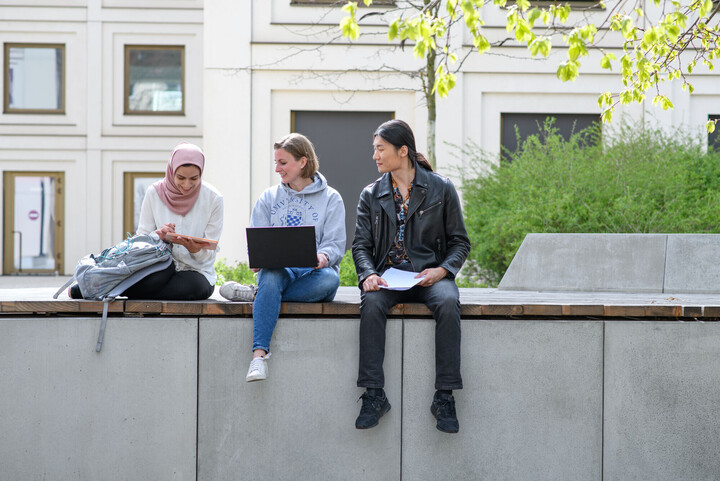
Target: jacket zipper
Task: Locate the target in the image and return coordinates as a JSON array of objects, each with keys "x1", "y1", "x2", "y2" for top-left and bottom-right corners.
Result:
[{"x1": 419, "y1": 201, "x2": 442, "y2": 217}]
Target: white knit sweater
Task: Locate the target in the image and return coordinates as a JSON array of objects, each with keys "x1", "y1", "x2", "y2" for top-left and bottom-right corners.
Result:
[{"x1": 137, "y1": 183, "x2": 224, "y2": 285}]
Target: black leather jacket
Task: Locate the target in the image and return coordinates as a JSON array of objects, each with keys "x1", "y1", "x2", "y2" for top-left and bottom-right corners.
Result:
[{"x1": 352, "y1": 165, "x2": 471, "y2": 286}]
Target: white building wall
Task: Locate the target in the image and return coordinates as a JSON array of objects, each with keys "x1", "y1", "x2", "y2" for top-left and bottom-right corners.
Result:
[{"x1": 1, "y1": 0, "x2": 719, "y2": 272}]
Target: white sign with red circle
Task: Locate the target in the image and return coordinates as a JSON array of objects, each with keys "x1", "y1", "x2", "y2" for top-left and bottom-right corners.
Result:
[{"x1": 28, "y1": 210, "x2": 39, "y2": 221}]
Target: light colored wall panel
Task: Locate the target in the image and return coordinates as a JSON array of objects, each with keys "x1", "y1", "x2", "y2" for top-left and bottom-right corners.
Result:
[
  {"x1": 198, "y1": 317, "x2": 403, "y2": 481},
  {"x1": 0, "y1": 317, "x2": 198, "y2": 481},
  {"x1": 604, "y1": 321, "x2": 720, "y2": 481},
  {"x1": 402, "y1": 319, "x2": 603, "y2": 481}
]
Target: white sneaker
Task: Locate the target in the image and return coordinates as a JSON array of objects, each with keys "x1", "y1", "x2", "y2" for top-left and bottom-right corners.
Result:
[
  {"x1": 219, "y1": 281, "x2": 257, "y2": 302},
  {"x1": 246, "y1": 353, "x2": 270, "y2": 382}
]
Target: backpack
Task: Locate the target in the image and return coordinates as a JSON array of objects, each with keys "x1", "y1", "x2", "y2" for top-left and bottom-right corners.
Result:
[{"x1": 54, "y1": 233, "x2": 173, "y2": 351}]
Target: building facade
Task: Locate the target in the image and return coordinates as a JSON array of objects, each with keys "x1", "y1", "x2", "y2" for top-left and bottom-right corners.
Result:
[{"x1": 2, "y1": 0, "x2": 719, "y2": 274}]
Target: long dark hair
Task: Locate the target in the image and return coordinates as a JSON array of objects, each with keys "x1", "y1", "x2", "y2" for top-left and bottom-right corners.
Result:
[{"x1": 373, "y1": 119, "x2": 433, "y2": 171}]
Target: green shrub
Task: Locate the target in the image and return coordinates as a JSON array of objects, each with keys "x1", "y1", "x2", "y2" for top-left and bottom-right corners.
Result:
[
  {"x1": 216, "y1": 250, "x2": 358, "y2": 287},
  {"x1": 215, "y1": 258, "x2": 257, "y2": 286},
  {"x1": 339, "y1": 249, "x2": 358, "y2": 287},
  {"x1": 461, "y1": 120, "x2": 720, "y2": 286}
]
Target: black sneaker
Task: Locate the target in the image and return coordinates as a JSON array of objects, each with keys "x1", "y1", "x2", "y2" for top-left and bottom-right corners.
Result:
[
  {"x1": 431, "y1": 391, "x2": 459, "y2": 433},
  {"x1": 355, "y1": 390, "x2": 391, "y2": 429}
]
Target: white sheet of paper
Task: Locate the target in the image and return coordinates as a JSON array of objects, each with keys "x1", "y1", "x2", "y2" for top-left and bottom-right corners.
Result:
[{"x1": 379, "y1": 267, "x2": 425, "y2": 291}]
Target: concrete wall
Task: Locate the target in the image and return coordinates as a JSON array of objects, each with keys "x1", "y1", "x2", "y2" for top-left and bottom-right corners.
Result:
[
  {"x1": 499, "y1": 234, "x2": 720, "y2": 293},
  {"x1": 3, "y1": 316, "x2": 720, "y2": 480}
]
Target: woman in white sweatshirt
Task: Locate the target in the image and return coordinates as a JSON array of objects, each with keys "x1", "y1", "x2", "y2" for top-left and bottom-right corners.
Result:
[
  {"x1": 230, "y1": 133, "x2": 345, "y2": 382},
  {"x1": 88, "y1": 142, "x2": 223, "y2": 300}
]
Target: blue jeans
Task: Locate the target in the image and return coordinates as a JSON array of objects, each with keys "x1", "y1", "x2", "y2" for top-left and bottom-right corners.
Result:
[{"x1": 252, "y1": 267, "x2": 340, "y2": 352}]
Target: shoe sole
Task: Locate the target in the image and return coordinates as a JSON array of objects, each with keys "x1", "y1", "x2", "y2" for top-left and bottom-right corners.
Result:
[
  {"x1": 355, "y1": 403, "x2": 391, "y2": 429},
  {"x1": 430, "y1": 405, "x2": 459, "y2": 433}
]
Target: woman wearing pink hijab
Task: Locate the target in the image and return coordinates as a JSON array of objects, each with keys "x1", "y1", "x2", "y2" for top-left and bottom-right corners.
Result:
[
  {"x1": 77, "y1": 142, "x2": 223, "y2": 301},
  {"x1": 125, "y1": 142, "x2": 224, "y2": 299}
]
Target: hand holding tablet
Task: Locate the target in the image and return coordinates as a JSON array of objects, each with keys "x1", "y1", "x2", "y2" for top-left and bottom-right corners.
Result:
[{"x1": 165, "y1": 232, "x2": 218, "y2": 250}]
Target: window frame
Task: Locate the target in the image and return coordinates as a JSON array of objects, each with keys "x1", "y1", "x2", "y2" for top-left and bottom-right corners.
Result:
[
  {"x1": 3, "y1": 42, "x2": 66, "y2": 115},
  {"x1": 123, "y1": 44, "x2": 185, "y2": 116},
  {"x1": 123, "y1": 171, "x2": 164, "y2": 236},
  {"x1": 3, "y1": 171, "x2": 65, "y2": 275}
]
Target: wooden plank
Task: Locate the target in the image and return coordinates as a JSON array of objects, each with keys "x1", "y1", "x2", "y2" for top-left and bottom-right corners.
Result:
[
  {"x1": 702, "y1": 306, "x2": 720, "y2": 317},
  {"x1": 125, "y1": 301, "x2": 164, "y2": 314},
  {"x1": 460, "y1": 304, "x2": 484, "y2": 316},
  {"x1": 201, "y1": 302, "x2": 250, "y2": 315},
  {"x1": 483, "y1": 305, "x2": 523, "y2": 316},
  {"x1": 280, "y1": 303, "x2": 323, "y2": 315},
  {"x1": 322, "y1": 303, "x2": 360, "y2": 316},
  {"x1": 522, "y1": 304, "x2": 563, "y2": 316},
  {"x1": 644, "y1": 305, "x2": 682, "y2": 317},
  {"x1": 682, "y1": 306, "x2": 703, "y2": 318},
  {"x1": 603, "y1": 305, "x2": 646, "y2": 317},
  {"x1": 160, "y1": 302, "x2": 204, "y2": 315},
  {"x1": 2, "y1": 301, "x2": 84, "y2": 313},
  {"x1": 402, "y1": 304, "x2": 432, "y2": 316},
  {"x1": 561, "y1": 305, "x2": 604, "y2": 316}
]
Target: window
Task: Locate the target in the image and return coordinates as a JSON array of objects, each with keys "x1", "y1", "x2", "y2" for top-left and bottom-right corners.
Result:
[
  {"x1": 709, "y1": 115, "x2": 720, "y2": 152},
  {"x1": 123, "y1": 172, "x2": 164, "y2": 236},
  {"x1": 124, "y1": 45, "x2": 184, "y2": 115},
  {"x1": 291, "y1": 110, "x2": 394, "y2": 251},
  {"x1": 501, "y1": 113, "x2": 600, "y2": 160},
  {"x1": 3, "y1": 172, "x2": 65, "y2": 274},
  {"x1": 4, "y1": 43, "x2": 65, "y2": 114}
]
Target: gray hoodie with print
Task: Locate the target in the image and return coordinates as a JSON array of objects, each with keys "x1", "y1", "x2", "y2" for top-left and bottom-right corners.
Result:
[{"x1": 249, "y1": 172, "x2": 346, "y2": 272}]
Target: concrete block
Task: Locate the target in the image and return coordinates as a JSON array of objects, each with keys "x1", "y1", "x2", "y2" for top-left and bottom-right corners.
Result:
[
  {"x1": 498, "y1": 233, "x2": 667, "y2": 292},
  {"x1": 664, "y1": 234, "x2": 720, "y2": 293},
  {"x1": 604, "y1": 322, "x2": 720, "y2": 481},
  {"x1": 198, "y1": 317, "x2": 402, "y2": 481},
  {"x1": 402, "y1": 319, "x2": 603, "y2": 481},
  {"x1": 0, "y1": 317, "x2": 198, "y2": 481}
]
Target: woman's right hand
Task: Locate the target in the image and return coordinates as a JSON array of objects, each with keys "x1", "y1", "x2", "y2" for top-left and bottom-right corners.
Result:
[
  {"x1": 362, "y1": 273, "x2": 388, "y2": 292},
  {"x1": 155, "y1": 223, "x2": 176, "y2": 241}
]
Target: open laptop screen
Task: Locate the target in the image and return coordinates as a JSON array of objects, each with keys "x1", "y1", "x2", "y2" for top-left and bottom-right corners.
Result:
[{"x1": 246, "y1": 225, "x2": 317, "y2": 269}]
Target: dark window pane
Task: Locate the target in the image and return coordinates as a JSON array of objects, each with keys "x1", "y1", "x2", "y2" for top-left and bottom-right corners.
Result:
[
  {"x1": 501, "y1": 113, "x2": 600, "y2": 160},
  {"x1": 709, "y1": 115, "x2": 720, "y2": 151},
  {"x1": 293, "y1": 110, "x2": 394, "y2": 251}
]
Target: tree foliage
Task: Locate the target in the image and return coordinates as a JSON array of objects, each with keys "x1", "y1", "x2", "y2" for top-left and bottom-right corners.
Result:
[
  {"x1": 341, "y1": 0, "x2": 720, "y2": 132},
  {"x1": 460, "y1": 120, "x2": 720, "y2": 286}
]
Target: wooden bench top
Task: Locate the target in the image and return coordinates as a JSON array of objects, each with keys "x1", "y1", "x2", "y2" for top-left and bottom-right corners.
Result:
[{"x1": 1, "y1": 286, "x2": 719, "y2": 319}]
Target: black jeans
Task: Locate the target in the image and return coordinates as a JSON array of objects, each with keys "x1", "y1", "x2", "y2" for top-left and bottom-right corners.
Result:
[
  {"x1": 121, "y1": 262, "x2": 214, "y2": 300},
  {"x1": 357, "y1": 276, "x2": 463, "y2": 391}
]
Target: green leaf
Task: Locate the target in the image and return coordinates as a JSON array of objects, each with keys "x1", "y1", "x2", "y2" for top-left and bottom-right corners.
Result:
[
  {"x1": 340, "y1": 16, "x2": 360, "y2": 40},
  {"x1": 474, "y1": 34, "x2": 491, "y2": 54},
  {"x1": 600, "y1": 53, "x2": 617, "y2": 69},
  {"x1": 556, "y1": 60, "x2": 579, "y2": 82},
  {"x1": 528, "y1": 8, "x2": 542, "y2": 27},
  {"x1": 601, "y1": 108, "x2": 613, "y2": 123},
  {"x1": 517, "y1": 0, "x2": 531, "y2": 12},
  {"x1": 707, "y1": 120, "x2": 717, "y2": 133},
  {"x1": 388, "y1": 19, "x2": 399, "y2": 41}
]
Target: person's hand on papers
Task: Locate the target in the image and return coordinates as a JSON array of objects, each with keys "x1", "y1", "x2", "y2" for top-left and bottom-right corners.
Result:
[
  {"x1": 416, "y1": 267, "x2": 449, "y2": 288},
  {"x1": 362, "y1": 273, "x2": 388, "y2": 292}
]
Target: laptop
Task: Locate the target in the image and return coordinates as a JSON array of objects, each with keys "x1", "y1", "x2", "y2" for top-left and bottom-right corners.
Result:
[{"x1": 246, "y1": 225, "x2": 317, "y2": 269}]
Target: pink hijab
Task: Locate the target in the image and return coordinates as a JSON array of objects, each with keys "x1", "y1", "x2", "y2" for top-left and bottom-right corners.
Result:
[{"x1": 153, "y1": 143, "x2": 205, "y2": 216}]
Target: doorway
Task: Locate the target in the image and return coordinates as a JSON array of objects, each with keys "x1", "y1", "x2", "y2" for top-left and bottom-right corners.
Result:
[{"x1": 3, "y1": 171, "x2": 65, "y2": 274}]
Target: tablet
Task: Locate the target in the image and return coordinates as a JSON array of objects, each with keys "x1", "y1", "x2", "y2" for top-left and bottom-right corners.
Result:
[
  {"x1": 246, "y1": 225, "x2": 317, "y2": 268},
  {"x1": 165, "y1": 232, "x2": 218, "y2": 250}
]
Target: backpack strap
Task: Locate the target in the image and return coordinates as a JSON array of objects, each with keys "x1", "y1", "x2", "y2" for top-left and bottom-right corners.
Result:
[
  {"x1": 53, "y1": 276, "x2": 76, "y2": 300},
  {"x1": 96, "y1": 298, "x2": 114, "y2": 352}
]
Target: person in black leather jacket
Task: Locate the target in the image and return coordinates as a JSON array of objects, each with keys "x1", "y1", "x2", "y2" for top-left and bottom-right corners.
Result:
[{"x1": 352, "y1": 119, "x2": 471, "y2": 433}]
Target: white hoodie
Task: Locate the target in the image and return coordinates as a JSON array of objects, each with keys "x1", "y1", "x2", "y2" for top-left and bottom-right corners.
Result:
[{"x1": 250, "y1": 172, "x2": 346, "y2": 271}]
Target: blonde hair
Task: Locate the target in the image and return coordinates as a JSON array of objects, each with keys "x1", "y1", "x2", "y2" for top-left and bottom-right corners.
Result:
[{"x1": 273, "y1": 133, "x2": 319, "y2": 179}]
